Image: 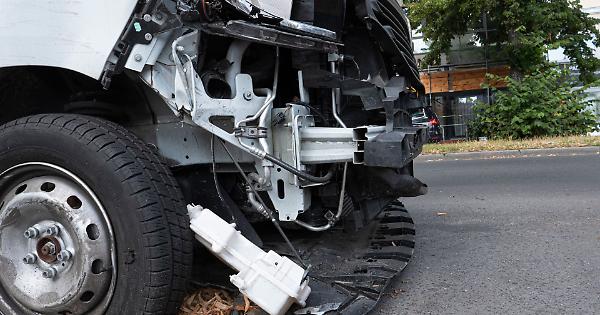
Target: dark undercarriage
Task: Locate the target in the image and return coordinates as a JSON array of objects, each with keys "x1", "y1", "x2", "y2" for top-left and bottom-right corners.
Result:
[
  {"x1": 165, "y1": 1, "x2": 426, "y2": 313},
  {"x1": 126, "y1": 0, "x2": 429, "y2": 231}
]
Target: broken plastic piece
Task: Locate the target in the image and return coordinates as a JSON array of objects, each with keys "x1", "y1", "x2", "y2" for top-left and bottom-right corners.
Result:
[{"x1": 188, "y1": 204, "x2": 311, "y2": 315}]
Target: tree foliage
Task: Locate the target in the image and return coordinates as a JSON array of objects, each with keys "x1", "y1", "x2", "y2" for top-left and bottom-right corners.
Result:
[
  {"x1": 469, "y1": 67, "x2": 598, "y2": 139},
  {"x1": 409, "y1": 0, "x2": 600, "y2": 83}
]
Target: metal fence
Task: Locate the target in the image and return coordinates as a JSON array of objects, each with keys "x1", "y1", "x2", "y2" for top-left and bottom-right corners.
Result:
[{"x1": 438, "y1": 114, "x2": 474, "y2": 140}]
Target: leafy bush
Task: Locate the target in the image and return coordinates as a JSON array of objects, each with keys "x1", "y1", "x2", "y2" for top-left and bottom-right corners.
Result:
[
  {"x1": 470, "y1": 67, "x2": 598, "y2": 139},
  {"x1": 409, "y1": 0, "x2": 600, "y2": 84}
]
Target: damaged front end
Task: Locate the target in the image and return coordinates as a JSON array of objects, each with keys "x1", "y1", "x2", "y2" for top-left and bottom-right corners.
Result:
[{"x1": 105, "y1": 0, "x2": 427, "y2": 313}]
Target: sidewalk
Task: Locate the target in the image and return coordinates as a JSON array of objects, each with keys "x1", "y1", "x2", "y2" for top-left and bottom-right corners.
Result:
[{"x1": 417, "y1": 146, "x2": 600, "y2": 162}]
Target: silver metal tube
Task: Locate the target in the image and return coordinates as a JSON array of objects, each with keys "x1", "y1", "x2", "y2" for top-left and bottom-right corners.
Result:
[
  {"x1": 235, "y1": 88, "x2": 273, "y2": 160},
  {"x1": 258, "y1": 47, "x2": 280, "y2": 185},
  {"x1": 295, "y1": 162, "x2": 348, "y2": 231},
  {"x1": 247, "y1": 191, "x2": 269, "y2": 218},
  {"x1": 171, "y1": 37, "x2": 196, "y2": 109},
  {"x1": 237, "y1": 138, "x2": 267, "y2": 159},
  {"x1": 297, "y1": 70, "x2": 309, "y2": 103},
  {"x1": 330, "y1": 61, "x2": 347, "y2": 128},
  {"x1": 237, "y1": 47, "x2": 279, "y2": 129},
  {"x1": 236, "y1": 88, "x2": 273, "y2": 128},
  {"x1": 294, "y1": 219, "x2": 332, "y2": 232}
]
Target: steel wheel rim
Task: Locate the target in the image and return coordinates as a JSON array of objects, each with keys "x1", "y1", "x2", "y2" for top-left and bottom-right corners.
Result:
[{"x1": 0, "y1": 162, "x2": 117, "y2": 314}]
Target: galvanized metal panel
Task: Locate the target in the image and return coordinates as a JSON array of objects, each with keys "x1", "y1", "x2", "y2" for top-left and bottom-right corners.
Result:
[
  {"x1": 225, "y1": 0, "x2": 293, "y2": 19},
  {"x1": 0, "y1": 0, "x2": 138, "y2": 79}
]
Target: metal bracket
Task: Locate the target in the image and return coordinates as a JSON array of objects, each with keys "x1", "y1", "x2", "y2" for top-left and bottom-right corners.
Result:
[
  {"x1": 121, "y1": 1, "x2": 182, "y2": 46},
  {"x1": 102, "y1": 0, "x2": 182, "y2": 88},
  {"x1": 234, "y1": 126, "x2": 268, "y2": 139},
  {"x1": 297, "y1": 125, "x2": 386, "y2": 165}
]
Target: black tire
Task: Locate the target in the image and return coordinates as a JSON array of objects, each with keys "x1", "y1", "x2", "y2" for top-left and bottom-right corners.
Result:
[{"x1": 0, "y1": 114, "x2": 193, "y2": 314}]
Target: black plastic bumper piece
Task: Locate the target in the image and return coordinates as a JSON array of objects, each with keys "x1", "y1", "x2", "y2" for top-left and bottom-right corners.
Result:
[
  {"x1": 364, "y1": 127, "x2": 427, "y2": 168},
  {"x1": 291, "y1": 201, "x2": 415, "y2": 314}
]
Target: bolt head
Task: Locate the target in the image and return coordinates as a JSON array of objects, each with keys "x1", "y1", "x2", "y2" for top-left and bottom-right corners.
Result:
[
  {"x1": 24, "y1": 227, "x2": 39, "y2": 239},
  {"x1": 143, "y1": 14, "x2": 152, "y2": 22},
  {"x1": 42, "y1": 267, "x2": 57, "y2": 279},
  {"x1": 57, "y1": 250, "x2": 72, "y2": 262},
  {"x1": 46, "y1": 225, "x2": 60, "y2": 236},
  {"x1": 40, "y1": 242, "x2": 57, "y2": 256},
  {"x1": 23, "y1": 254, "x2": 37, "y2": 264},
  {"x1": 144, "y1": 33, "x2": 153, "y2": 41},
  {"x1": 134, "y1": 54, "x2": 143, "y2": 62},
  {"x1": 243, "y1": 91, "x2": 253, "y2": 101},
  {"x1": 324, "y1": 211, "x2": 335, "y2": 221}
]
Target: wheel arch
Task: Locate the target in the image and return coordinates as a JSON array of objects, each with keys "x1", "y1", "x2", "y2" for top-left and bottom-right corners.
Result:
[{"x1": 0, "y1": 65, "x2": 158, "y2": 127}]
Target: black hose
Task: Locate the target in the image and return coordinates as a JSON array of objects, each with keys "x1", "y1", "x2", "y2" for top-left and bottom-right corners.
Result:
[
  {"x1": 218, "y1": 139, "x2": 308, "y2": 269},
  {"x1": 264, "y1": 153, "x2": 333, "y2": 183},
  {"x1": 211, "y1": 134, "x2": 236, "y2": 223}
]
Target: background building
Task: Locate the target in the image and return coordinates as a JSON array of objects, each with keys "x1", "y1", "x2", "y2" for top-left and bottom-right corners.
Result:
[{"x1": 413, "y1": 1, "x2": 600, "y2": 140}]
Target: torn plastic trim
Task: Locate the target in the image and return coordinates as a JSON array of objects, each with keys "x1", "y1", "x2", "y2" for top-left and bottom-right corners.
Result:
[
  {"x1": 202, "y1": 20, "x2": 341, "y2": 53},
  {"x1": 101, "y1": 0, "x2": 182, "y2": 89}
]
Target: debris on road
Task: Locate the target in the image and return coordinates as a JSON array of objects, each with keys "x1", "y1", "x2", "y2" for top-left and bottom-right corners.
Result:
[{"x1": 179, "y1": 287, "x2": 260, "y2": 315}]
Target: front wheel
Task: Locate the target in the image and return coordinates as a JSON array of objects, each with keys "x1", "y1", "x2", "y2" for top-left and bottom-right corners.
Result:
[{"x1": 0, "y1": 114, "x2": 193, "y2": 314}]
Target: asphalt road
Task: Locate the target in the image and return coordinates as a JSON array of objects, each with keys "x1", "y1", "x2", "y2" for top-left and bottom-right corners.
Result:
[{"x1": 376, "y1": 149, "x2": 600, "y2": 314}]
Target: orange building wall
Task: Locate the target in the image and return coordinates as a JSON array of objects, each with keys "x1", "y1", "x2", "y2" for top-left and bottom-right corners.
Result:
[{"x1": 420, "y1": 66, "x2": 510, "y2": 94}]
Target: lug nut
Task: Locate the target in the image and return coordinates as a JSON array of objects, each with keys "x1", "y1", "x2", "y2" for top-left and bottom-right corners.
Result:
[
  {"x1": 57, "y1": 250, "x2": 72, "y2": 262},
  {"x1": 42, "y1": 267, "x2": 57, "y2": 279},
  {"x1": 40, "y1": 241, "x2": 57, "y2": 256},
  {"x1": 46, "y1": 225, "x2": 60, "y2": 236},
  {"x1": 24, "y1": 227, "x2": 40, "y2": 239},
  {"x1": 23, "y1": 253, "x2": 37, "y2": 264}
]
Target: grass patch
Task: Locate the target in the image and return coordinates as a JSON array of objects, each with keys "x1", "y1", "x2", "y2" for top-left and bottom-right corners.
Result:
[{"x1": 422, "y1": 135, "x2": 600, "y2": 155}]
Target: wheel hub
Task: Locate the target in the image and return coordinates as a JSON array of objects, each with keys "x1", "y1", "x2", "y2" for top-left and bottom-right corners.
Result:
[
  {"x1": 36, "y1": 236, "x2": 61, "y2": 263},
  {"x1": 0, "y1": 163, "x2": 116, "y2": 314}
]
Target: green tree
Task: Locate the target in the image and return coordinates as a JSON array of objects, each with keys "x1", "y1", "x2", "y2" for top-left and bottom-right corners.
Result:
[
  {"x1": 409, "y1": 0, "x2": 600, "y2": 83},
  {"x1": 469, "y1": 66, "x2": 598, "y2": 139}
]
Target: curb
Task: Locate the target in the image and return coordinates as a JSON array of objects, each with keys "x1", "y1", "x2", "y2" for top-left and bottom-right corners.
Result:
[{"x1": 417, "y1": 146, "x2": 600, "y2": 162}]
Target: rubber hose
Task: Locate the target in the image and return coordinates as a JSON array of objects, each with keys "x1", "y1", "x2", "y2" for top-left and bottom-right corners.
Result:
[{"x1": 264, "y1": 153, "x2": 333, "y2": 183}]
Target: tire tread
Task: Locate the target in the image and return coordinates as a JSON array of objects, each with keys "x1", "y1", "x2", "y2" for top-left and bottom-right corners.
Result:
[{"x1": 0, "y1": 114, "x2": 193, "y2": 314}]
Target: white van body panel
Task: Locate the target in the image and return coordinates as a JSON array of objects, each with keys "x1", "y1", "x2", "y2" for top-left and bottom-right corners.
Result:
[{"x1": 0, "y1": 0, "x2": 138, "y2": 79}]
